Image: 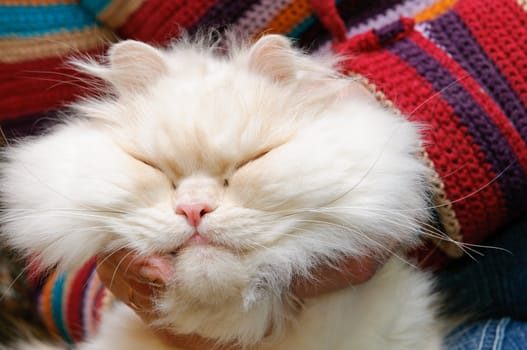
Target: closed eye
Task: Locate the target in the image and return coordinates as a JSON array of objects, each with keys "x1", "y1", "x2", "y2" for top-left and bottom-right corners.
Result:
[
  {"x1": 129, "y1": 153, "x2": 161, "y2": 171},
  {"x1": 129, "y1": 153, "x2": 177, "y2": 189},
  {"x1": 235, "y1": 149, "x2": 272, "y2": 170}
]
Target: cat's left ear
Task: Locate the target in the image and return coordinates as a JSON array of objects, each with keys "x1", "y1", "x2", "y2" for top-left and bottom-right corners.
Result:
[
  {"x1": 107, "y1": 40, "x2": 169, "y2": 93},
  {"x1": 247, "y1": 35, "x2": 298, "y2": 82},
  {"x1": 246, "y1": 35, "x2": 339, "y2": 89}
]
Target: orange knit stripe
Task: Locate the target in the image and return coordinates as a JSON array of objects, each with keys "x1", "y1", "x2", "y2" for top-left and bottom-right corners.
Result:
[
  {"x1": 40, "y1": 270, "x2": 60, "y2": 337},
  {"x1": 414, "y1": 0, "x2": 458, "y2": 22},
  {"x1": 0, "y1": 0, "x2": 78, "y2": 5},
  {"x1": 258, "y1": 0, "x2": 312, "y2": 36},
  {"x1": 0, "y1": 26, "x2": 116, "y2": 63}
]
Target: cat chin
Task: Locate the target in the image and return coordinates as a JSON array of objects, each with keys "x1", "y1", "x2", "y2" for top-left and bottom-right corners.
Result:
[
  {"x1": 169, "y1": 245, "x2": 250, "y2": 304},
  {"x1": 156, "y1": 277, "x2": 282, "y2": 347},
  {"x1": 154, "y1": 246, "x2": 289, "y2": 346}
]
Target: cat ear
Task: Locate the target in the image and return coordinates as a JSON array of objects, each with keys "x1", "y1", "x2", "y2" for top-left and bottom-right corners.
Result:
[
  {"x1": 107, "y1": 40, "x2": 168, "y2": 92},
  {"x1": 247, "y1": 35, "x2": 297, "y2": 82}
]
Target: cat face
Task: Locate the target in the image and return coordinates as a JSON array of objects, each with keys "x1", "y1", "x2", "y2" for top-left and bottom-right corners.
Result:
[{"x1": 0, "y1": 36, "x2": 429, "y2": 307}]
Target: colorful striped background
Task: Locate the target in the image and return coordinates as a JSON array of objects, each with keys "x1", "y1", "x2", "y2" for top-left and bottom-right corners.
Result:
[
  {"x1": 0, "y1": 0, "x2": 446, "y2": 122},
  {"x1": 2, "y1": 0, "x2": 527, "y2": 342},
  {"x1": 335, "y1": 0, "x2": 527, "y2": 265},
  {"x1": 36, "y1": 257, "x2": 110, "y2": 344}
]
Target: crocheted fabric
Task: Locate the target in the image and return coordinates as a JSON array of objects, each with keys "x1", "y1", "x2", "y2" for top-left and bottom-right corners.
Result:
[
  {"x1": 332, "y1": 0, "x2": 527, "y2": 266},
  {"x1": 1, "y1": 0, "x2": 526, "y2": 344}
]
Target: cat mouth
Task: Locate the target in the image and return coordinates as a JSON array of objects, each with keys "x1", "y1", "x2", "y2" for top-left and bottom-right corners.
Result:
[
  {"x1": 182, "y1": 232, "x2": 211, "y2": 247},
  {"x1": 177, "y1": 231, "x2": 228, "y2": 251}
]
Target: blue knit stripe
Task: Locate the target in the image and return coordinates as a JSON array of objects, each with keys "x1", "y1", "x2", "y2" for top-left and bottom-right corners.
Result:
[
  {"x1": 0, "y1": 4, "x2": 98, "y2": 38},
  {"x1": 79, "y1": 0, "x2": 112, "y2": 17},
  {"x1": 51, "y1": 272, "x2": 74, "y2": 344}
]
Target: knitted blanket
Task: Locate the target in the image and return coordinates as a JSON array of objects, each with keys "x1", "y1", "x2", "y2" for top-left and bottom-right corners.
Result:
[
  {"x1": 332, "y1": 0, "x2": 527, "y2": 266},
  {"x1": 1, "y1": 0, "x2": 526, "y2": 344}
]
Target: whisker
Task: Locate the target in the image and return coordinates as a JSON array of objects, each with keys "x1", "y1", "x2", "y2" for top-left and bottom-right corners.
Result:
[
  {"x1": 108, "y1": 249, "x2": 136, "y2": 291},
  {"x1": 0, "y1": 262, "x2": 33, "y2": 303},
  {"x1": 407, "y1": 73, "x2": 471, "y2": 118}
]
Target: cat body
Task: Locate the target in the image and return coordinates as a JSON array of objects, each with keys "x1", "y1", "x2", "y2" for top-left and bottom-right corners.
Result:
[
  {"x1": 75, "y1": 257, "x2": 440, "y2": 350},
  {"x1": 1, "y1": 35, "x2": 442, "y2": 349},
  {"x1": 82, "y1": 259, "x2": 440, "y2": 350}
]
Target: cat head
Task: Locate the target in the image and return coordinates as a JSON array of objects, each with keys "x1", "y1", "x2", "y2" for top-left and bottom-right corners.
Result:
[{"x1": 0, "y1": 35, "x2": 429, "y2": 310}]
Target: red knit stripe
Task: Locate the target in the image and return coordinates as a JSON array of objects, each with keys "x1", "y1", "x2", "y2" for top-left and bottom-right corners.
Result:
[
  {"x1": 407, "y1": 32, "x2": 523, "y2": 244},
  {"x1": 501, "y1": 0, "x2": 527, "y2": 62},
  {"x1": 455, "y1": 0, "x2": 527, "y2": 107},
  {"x1": 0, "y1": 86, "x2": 83, "y2": 120},
  {"x1": 0, "y1": 51, "x2": 103, "y2": 120},
  {"x1": 116, "y1": 0, "x2": 159, "y2": 42},
  {"x1": 118, "y1": 0, "x2": 219, "y2": 45},
  {"x1": 66, "y1": 257, "x2": 97, "y2": 342},
  {"x1": 336, "y1": 40, "x2": 505, "y2": 246},
  {"x1": 310, "y1": 0, "x2": 347, "y2": 42},
  {"x1": 411, "y1": 33, "x2": 527, "y2": 176}
]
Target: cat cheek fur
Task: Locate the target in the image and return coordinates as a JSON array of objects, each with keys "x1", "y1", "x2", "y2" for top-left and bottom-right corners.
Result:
[{"x1": 0, "y1": 123, "x2": 172, "y2": 270}]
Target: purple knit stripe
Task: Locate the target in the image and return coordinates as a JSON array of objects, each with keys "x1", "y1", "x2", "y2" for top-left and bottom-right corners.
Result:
[
  {"x1": 427, "y1": 11, "x2": 527, "y2": 143},
  {"x1": 189, "y1": 0, "x2": 261, "y2": 34},
  {"x1": 374, "y1": 17, "x2": 405, "y2": 44},
  {"x1": 389, "y1": 38, "x2": 527, "y2": 217}
]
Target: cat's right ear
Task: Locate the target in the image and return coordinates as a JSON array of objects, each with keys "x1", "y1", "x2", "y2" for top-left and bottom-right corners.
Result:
[
  {"x1": 73, "y1": 40, "x2": 169, "y2": 95},
  {"x1": 107, "y1": 40, "x2": 168, "y2": 93}
]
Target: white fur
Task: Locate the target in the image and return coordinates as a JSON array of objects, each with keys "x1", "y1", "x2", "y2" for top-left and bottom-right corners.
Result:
[{"x1": 1, "y1": 35, "x2": 442, "y2": 349}]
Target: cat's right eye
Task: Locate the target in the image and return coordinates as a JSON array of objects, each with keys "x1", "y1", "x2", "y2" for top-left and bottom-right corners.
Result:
[{"x1": 129, "y1": 153, "x2": 161, "y2": 171}]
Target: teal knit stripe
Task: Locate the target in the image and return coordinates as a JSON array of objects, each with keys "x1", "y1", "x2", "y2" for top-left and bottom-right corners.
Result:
[
  {"x1": 0, "y1": 4, "x2": 99, "y2": 38},
  {"x1": 288, "y1": 15, "x2": 316, "y2": 39},
  {"x1": 51, "y1": 272, "x2": 74, "y2": 344},
  {"x1": 79, "y1": 0, "x2": 112, "y2": 17},
  {"x1": 287, "y1": 0, "x2": 343, "y2": 39}
]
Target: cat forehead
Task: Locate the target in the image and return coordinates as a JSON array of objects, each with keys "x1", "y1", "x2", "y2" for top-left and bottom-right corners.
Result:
[
  {"x1": 133, "y1": 72, "x2": 293, "y2": 135},
  {"x1": 121, "y1": 52, "x2": 300, "y2": 133},
  {"x1": 108, "y1": 65, "x2": 299, "y2": 175}
]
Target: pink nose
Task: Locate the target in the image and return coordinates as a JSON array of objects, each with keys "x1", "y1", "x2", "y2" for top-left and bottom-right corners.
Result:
[{"x1": 175, "y1": 203, "x2": 214, "y2": 227}]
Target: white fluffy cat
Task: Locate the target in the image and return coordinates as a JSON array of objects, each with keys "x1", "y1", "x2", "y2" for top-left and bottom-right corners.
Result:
[{"x1": 1, "y1": 35, "x2": 442, "y2": 349}]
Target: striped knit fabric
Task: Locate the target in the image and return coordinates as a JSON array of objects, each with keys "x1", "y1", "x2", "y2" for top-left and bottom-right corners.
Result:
[
  {"x1": 33, "y1": 257, "x2": 111, "y2": 344},
  {"x1": 1, "y1": 0, "x2": 447, "y2": 124},
  {"x1": 332, "y1": 0, "x2": 527, "y2": 266},
  {"x1": 1, "y1": 0, "x2": 527, "y2": 344}
]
